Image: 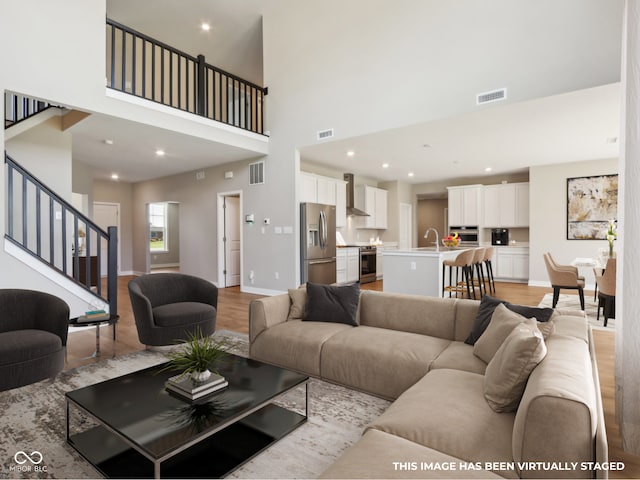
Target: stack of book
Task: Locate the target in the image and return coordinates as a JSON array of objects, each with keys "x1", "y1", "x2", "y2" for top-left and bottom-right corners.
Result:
[
  {"x1": 165, "y1": 372, "x2": 228, "y2": 400},
  {"x1": 77, "y1": 309, "x2": 111, "y2": 322}
]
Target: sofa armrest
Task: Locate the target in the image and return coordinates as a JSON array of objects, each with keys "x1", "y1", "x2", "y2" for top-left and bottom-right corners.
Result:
[{"x1": 249, "y1": 294, "x2": 290, "y2": 344}]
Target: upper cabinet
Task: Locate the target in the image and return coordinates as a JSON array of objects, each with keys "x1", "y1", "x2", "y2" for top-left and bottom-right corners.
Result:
[
  {"x1": 298, "y1": 172, "x2": 347, "y2": 227},
  {"x1": 483, "y1": 183, "x2": 529, "y2": 227},
  {"x1": 355, "y1": 185, "x2": 388, "y2": 229},
  {"x1": 447, "y1": 185, "x2": 482, "y2": 226}
]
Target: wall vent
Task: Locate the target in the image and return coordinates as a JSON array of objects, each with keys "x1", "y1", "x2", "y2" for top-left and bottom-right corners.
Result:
[
  {"x1": 317, "y1": 128, "x2": 334, "y2": 140},
  {"x1": 249, "y1": 161, "x2": 265, "y2": 185},
  {"x1": 476, "y1": 88, "x2": 507, "y2": 105}
]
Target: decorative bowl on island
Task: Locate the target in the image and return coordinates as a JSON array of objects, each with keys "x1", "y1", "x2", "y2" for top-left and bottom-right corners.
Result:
[{"x1": 442, "y1": 234, "x2": 460, "y2": 247}]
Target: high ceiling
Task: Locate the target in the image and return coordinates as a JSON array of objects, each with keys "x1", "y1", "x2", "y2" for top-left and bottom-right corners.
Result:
[{"x1": 68, "y1": 1, "x2": 621, "y2": 185}]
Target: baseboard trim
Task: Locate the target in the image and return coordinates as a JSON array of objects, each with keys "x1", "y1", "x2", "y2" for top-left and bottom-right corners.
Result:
[{"x1": 241, "y1": 286, "x2": 286, "y2": 296}]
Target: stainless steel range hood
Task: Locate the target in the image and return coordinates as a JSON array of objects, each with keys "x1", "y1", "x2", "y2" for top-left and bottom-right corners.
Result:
[{"x1": 343, "y1": 173, "x2": 369, "y2": 216}]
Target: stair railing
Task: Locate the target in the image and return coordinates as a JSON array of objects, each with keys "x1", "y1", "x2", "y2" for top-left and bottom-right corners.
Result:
[
  {"x1": 4, "y1": 153, "x2": 117, "y2": 314},
  {"x1": 106, "y1": 19, "x2": 266, "y2": 135}
]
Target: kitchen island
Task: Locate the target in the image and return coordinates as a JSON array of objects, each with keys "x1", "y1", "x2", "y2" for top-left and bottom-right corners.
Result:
[{"x1": 382, "y1": 247, "x2": 470, "y2": 297}]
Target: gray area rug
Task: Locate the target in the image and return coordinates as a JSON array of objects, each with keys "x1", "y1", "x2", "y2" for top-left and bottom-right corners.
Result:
[
  {"x1": 538, "y1": 292, "x2": 614, "y2": 331},
  {"x1": 0, "y1": 330, "x2": 389, "y2": 479}
]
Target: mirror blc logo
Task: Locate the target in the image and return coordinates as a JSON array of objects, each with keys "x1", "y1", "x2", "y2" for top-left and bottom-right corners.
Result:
[{"x1": 14, "y1": 451, "x2": 43, "y2": 465}]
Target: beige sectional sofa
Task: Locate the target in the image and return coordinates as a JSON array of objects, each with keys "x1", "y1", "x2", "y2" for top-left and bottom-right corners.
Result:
[{"x1": 249, "y1": 290, "x2": 607, "y2": 479}]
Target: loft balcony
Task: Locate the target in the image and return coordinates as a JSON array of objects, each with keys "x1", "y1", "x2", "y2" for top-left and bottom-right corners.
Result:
[{"x1": 106, "y1": 19, "x2": 266, "y2": 136}]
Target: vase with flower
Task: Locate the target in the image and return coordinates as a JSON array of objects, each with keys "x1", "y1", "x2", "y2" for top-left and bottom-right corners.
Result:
[{"x1": 606, "y1": 219, "x2": 617, "y2": 258}]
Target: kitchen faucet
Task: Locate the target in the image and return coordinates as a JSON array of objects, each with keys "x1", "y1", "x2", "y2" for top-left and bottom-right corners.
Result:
[{"x1": 424, "y1": 227, "x2": 439, "y2": 251}]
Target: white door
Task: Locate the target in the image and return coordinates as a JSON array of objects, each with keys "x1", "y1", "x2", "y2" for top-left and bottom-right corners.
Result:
[
  {"x1": 224, "y1": 196, "x2": 241, "y2": 287},
  {"x1": 399, "y1": 202, "x2": 412, "y2": 250},
  {"x1": 93, "y1": 202, "x2": 120, "y2": 275}
]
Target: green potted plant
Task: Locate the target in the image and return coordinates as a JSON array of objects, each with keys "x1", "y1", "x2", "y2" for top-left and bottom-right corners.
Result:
[{"x1": 162, "y1": 329, "x2": 229, "y2": 382}]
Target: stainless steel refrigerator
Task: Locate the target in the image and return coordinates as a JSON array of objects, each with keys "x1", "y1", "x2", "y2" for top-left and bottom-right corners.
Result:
[{"x1": 300, "y1": 202, "x2": 337, "y2": 285}]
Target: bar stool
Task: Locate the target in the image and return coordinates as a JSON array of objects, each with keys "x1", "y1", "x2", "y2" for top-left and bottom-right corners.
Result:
[
  {"x1": 442, "y1": 249, "x2": 476, "y2": 299},
  {"x1": 469, "y1": 247, "x2": 487, "y2": 299},
  {"x1": 483, "y1": 246, "x2": 496, "y2": 295}
]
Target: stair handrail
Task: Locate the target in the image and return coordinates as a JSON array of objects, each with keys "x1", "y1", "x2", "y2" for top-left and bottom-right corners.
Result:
[{"x1": 4, "y1": 153, "x2": 117, "y2": 315}]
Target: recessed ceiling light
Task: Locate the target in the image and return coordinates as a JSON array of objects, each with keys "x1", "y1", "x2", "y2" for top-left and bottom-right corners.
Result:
[
  {"x1": 484, "y1": 167, "x2": 493, "y2": 173},
  {"x1": 156, "y1": 149, "x2": 165, "y2": 156},
  {"x1": 422, "y1": 143, "x2": 431, "y2": 148},
  {"x1": 111, "y1": 173, "x2": 119, "y2": 180},
  {"x1": 347, "y1": 150, "x2": 355, "y2": 157},
  {"x1": 104, "y1": 139, "x2": 114, "y2": 145},
  {"x1": 408, "y1": 172, "x2": 415, "y2": 177},
  {"x1": 382, "y1": 163, "x2": 390, "y2": 169},
  {"x1": 606, "y1": 137, "x2": 618, "y2": 144},
  {"x1": 201, "y1": 22, "x2": 211, "y2": 31}
]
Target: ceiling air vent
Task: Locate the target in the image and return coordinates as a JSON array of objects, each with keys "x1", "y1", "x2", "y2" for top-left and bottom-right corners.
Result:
[
  {"x1": 476, "y1": 88, "x2": 507, "y2": 105},
  {"x1": 317, "y1": 128, "x2": 334, "y2": 140},
  {"x1": 249, "y1": 161, "x2": 265, "y2": 185}
]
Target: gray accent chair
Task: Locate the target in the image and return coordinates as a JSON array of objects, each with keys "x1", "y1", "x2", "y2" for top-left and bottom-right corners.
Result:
[
  {"x1": 128, "y1": 273, "x2": 217, "y2": 346},
  {"x1": 0, "y1": 289, "x2": 69, "y2": 391}
]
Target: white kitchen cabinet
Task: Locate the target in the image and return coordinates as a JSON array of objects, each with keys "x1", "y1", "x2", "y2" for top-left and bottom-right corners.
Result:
[
  {"x1": 299, "y1": 173, "x2": 318, "y2": 204},
  {"x1": 447, "y1": 185, "x2": 482, "y2": 227},
  {"x1": 316, "y1": 176, "x2": 336, "y2": 205},
  {"x1": 337, "y1": 247, "x2": 360, "y2": 283},
  {"x1": 492, "y1": 246, "x2": 529, "y2": 282},
  {"x1": 346, "y1": 248, "x2": 360, "y2": 282},
  {"x1": 482, "y1": 183, "x2": 529, "y2": 228},
  {"x1": 355, "y1": 185, "x2": 388, "y2": 229}
]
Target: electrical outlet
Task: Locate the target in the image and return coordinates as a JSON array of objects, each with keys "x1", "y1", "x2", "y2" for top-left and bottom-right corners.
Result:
[
  {"x1": 410, "y1": 262, "x2": 417, "y2": 270},
  {"x1": 274, "y1": 272, "x2": 279, "y2": 279},
  {"x1": 196, "y1": 171, "x2": 205, "y2": 180}
]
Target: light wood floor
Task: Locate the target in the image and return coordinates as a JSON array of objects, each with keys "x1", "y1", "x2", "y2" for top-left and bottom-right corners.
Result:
[{"x1": 65, "y1": 277, "x2": 640, "y2": 478}]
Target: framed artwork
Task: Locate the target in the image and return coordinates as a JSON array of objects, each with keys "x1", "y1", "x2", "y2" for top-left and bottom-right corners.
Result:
[{"x1": 567, "y1": 174, "x2": 618, "y2": 240}]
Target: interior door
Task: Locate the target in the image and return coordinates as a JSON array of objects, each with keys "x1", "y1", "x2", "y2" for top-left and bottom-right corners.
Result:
[
  {"x1": 224, "y1": 196, "x2": 241, "y2": 287},
  {"x1": 93, "y1": 202, "x2": 120, "y2": 275}
]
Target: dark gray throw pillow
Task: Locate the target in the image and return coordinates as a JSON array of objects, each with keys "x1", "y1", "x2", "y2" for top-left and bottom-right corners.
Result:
[
  {"x1": 304, "y1": 282, "x2": 360, "y2": 326},
  {"x1": 464, "y1": 295, "x2": 554, "y2": 345}
]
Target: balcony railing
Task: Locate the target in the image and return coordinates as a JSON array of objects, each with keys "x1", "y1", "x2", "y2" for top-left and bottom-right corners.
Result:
[
  {"x1": 5, "y1": 153, "x2": 118, "y2": 314},
  {"x1": 4, "y1": 92, "x2": 56, "y2": 128},
  {"x1": 106, "y1": 19, "x2": 266, "y2": 135}
]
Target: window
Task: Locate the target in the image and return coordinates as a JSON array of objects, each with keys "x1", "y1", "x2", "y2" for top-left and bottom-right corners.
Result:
[{"x1": 149, "y1": 202, "x2": 168, "y2": 252}]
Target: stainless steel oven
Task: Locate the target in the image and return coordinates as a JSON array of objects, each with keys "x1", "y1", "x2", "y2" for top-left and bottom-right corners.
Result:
[
  {"x1": 449, "y1": 226, "x2": 479, "y2": 246},
  {"x1": 360, "y1": 245, "x2": 377, "y2": 283}
]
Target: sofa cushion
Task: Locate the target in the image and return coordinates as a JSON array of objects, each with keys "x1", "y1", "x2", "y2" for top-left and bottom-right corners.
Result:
[
  {"x1": 319, "y1": 429, "x2": 503, "y2": 479},
  {"x1": 368, "y1": 368, "x2": 517, "y2": 478},
  {"x1": 153, "y1": 302, "x2": 216, "y2": 327},
  {"x1": 250, "y1": 319, "x2": 352, "y2": 376},
  {"x1": 358, "y1": 290, "x2": 457, "y2": 340},
  {"x1": 465, "y1": 295, "x2": 554, "y2": 345},
  {"x1": 484, "y1": 321, "x2": 547, "y2": 413},
  {"x1": 321, "y1": 326, "x2": 450, "y2": 399},
  {"x1": 474, "y1": 304, "x2": 532, "y2": 363},
  {"x1": 0, "y1": 330, "x2": 62, "y2": 366},
  {"x1": 304, "y1": 282, "x2": 360, "y2": 326},
  {"x1": 287, "y1": 287, "x2": 307, "y2": 321},
  {"x1": 430, "y1": 341, "x2": 487, "y2": 375}
]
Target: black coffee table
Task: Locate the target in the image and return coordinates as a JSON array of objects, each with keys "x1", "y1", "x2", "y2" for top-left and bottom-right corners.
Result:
[{"x1": 65, "y1": 353, "x2": 308, "y2": 478}]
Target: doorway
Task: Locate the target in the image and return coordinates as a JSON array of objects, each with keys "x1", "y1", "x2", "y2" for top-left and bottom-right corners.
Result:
[
  {"x1": 93, "y1": 202, "x2": 121, "y2": 275},
  {"x1": 217, "y1": 192, "x2": 242, "y2": 288}
]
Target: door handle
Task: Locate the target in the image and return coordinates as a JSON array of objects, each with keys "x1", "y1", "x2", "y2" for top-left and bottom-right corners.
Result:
[{"x1": 309, "y1": 258, "x2": 335, "y2": 265}]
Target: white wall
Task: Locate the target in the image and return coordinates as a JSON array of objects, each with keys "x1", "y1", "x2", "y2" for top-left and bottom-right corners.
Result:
[{"x1": 529, "y1": 158, "x2": 618, "y2": 286}]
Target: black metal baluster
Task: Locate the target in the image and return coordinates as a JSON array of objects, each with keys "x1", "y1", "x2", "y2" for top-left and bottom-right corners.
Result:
[
  {"x1": 49, "y1": 196, "x2": 55, "y2": 267},
  {"x1": 7, "y1": 161, "x2": 14, "y2": 238},
  {"x1": 132, "y1": 33, "x2": 137, "y2": 95},
  {"x1": 62, "y1": 208, "x2": 67, "y2": 275},
  {"x1": 21, "y1": 175, "x2": 27, "y2": 247},
  {"x1": 36, "y1": 186, "x2": 41, "y2": 257},
  {"x1": 161, "y1": 46, "x2": 165, "y2": 104},
  {"x1": 121, "y1": 28, "x2": 126, "y2": 91},
  {"x1": 197, "y1": 54, "x2": 205, "y2": 116},
  {"x1": 142, "y1": 37, "x2": 147, "y2": 99},
  {"x1": 73, "y1": 215, "x2": 79, "y2": 280},
  {"x1": 110, "y1": 24, "x2": 115, "y2": 88}
]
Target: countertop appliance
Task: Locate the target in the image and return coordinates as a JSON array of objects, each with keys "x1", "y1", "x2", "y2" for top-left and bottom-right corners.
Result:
[
  {"x1": 449, "y1": 226, "x2": 479, "y2": 246},
  {"x1": 300, "y1": 202, "x2": 337, "y2": 284},
  {"x1": 491, "y1": 228, "x2": 509, "y2": 245},
  {"x1": 359, "y1": 245, "x2": 377, "y2": 283}
]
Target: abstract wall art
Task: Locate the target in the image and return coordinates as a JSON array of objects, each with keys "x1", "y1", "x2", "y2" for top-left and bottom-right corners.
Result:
[{"x1": 567, "y1": 174, "x2": 618, "y2": 240}]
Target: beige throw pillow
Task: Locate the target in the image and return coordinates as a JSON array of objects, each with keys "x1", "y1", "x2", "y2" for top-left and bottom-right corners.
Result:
[
  {"x1": 287, "y1": 286, "x2": 307, "y2": 321},
  {"x1": 484, "y1": 321, "x2": 547, "y2": 412},
  {"x1": 473, "y1": 303, "x2": 533, "y2": 363}
]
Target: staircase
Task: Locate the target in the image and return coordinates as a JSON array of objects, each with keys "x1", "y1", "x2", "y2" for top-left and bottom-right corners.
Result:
[{"x1": 4, "y1": 149, "x2": 118, "y2": 316}]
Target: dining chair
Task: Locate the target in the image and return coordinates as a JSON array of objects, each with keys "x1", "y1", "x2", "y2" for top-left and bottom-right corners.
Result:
[
  {"x1": 595, "y1": 258, "x2": 616, "y2": 327},
  {"x1": 543, "y1": 252, "x2": 586, "y2": 310}
]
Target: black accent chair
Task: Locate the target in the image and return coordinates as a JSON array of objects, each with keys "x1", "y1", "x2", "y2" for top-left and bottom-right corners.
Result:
[
  {"x1": 128, "y1": 273, "x2": 217, "y2": 346},
  {"x1": 0, "y1": 289, "x2": 69, "y2": 391}
]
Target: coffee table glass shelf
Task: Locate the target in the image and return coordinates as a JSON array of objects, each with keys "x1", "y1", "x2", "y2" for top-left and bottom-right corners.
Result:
[{"x1": 66, "y1": 353, "x2": 308, "y2": 479}]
